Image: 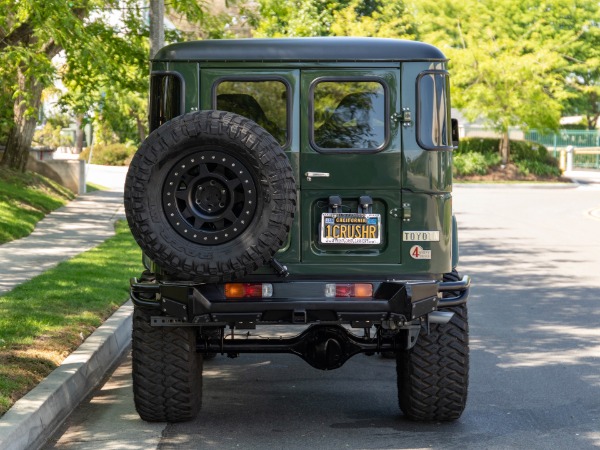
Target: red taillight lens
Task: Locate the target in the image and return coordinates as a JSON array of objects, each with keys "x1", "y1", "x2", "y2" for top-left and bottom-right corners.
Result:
[
  {"x1": 243, "y1": 284, "x2": 263, "y2": 297},
  {"x1": 325, "y1": 283, "x2": 373, "y2": 298},
  {"x1": 336, "y1": 284, "x2": 353, "y2": 297},
  {"x1": 225, "y1": 283, "x2": 273, "y2": 298}
]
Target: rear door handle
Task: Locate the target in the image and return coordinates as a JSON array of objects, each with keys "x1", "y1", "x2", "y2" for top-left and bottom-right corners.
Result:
[{"x1": 305, "y1": 172, "x2": 330, "y2": 181}]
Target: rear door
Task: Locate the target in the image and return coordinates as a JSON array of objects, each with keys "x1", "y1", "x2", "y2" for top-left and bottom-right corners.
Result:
[{"x1": 300, "y1": 69, "x2": 403, "y2": 265}]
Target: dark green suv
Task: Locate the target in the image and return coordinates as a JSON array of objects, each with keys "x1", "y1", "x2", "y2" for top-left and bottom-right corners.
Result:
[{"x1": 124, "y1": 37, "x2": 471, "y2": 423}]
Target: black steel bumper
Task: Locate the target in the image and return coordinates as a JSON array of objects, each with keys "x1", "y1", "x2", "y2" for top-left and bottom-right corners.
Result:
[{"x1": 130, "y1": 276, "x2": 471, "y2": 327}]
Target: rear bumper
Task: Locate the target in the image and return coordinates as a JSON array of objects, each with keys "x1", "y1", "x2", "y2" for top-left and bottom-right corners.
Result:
[{"x1": 130, "y1": 276, "x2": 470, "y2": 327}]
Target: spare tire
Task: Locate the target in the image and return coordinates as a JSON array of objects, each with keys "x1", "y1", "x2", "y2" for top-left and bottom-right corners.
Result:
[{"x1": 124, "y1": 110, "x2": 296, "y2": 282}]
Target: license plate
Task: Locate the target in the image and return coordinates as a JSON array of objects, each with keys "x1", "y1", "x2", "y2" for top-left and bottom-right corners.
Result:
[{"x1": 320, "y1": 213, "x2": 381, "y2": 244}]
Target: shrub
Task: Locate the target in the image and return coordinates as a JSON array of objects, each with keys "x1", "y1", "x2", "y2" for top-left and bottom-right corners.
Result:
[
  {"x1": 80, "y1": 143, "x2": 136, "y2": 166},
  {"x1": 458, "y1": 137, "x2": 551, "y2": 160},
  {"x1": 33, "y1": 123, "x2": 73, "y2": 149},
  {"x1": 510, "y1": 140, "x2": 549, "y2": 163},
  {"x1": 515, "y1": 160, "x2": 561, "y2": 178},
  {"x1": 453, "y1": 151, "x2": 501, "y2": 176},
  {"x1": 456, "y1": 138, "x2": 499, "y2": 155}
]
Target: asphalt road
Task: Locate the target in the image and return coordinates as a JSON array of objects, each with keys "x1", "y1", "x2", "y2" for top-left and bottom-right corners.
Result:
[{"x1": 46, "y1": 183, "x2": 600, "y2": 450}]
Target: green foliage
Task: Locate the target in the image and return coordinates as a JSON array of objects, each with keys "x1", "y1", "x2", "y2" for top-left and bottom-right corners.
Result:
[
  {"x1": 329, "y1": 0, "x2": 417, "y2": 38},
  {"x1": 0, "y1": 168, "x2": 74, "y2": 244},
  {"x1": 79, "y1": 143, "x2": 136, "y2": 166},
  {"x1": 510, "y1": 140, "x2": 553, "y2": 164},
  {"x1": 557, "y1": 3, "x2": 600, "y2": 129},
  {"x1": 515, "y1": 160, "x2": 561, "y2": 178},
  {"x1": 32, "y1": 123, "x2": 73, "y2": 149},
  {"x1": 254, "y1": 0, "x2": 411, "y2": 38},
  {"x1": 415, "y1": 0, "x2": 574, "y2": 138},
  {"x1": 456, "y1": 138, "x2": 499, "y2": 155},
  {"x1": 453, "y1": 151, "x2": 501, "y2": 176},
  {"x1": 0, "y1": 0, "x2": 234, "y2": 169},
  {"x1": 561, "y1": 123, "x2": 588, "y2": 130},
  {"x1": 454, "y1": 137, "x2": 561, "y2": 177}
]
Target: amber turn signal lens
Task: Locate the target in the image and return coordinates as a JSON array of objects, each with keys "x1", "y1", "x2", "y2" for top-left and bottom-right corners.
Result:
[
  {"x1": 354, "y1": 283, "x2": 373, "y2": 297},
  {"x1": 225, "y1": 284, "x2": 245, "y2": 298}
]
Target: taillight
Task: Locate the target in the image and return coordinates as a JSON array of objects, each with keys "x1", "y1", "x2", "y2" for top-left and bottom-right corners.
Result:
[
  {"x1": 225, "y1": 283, "x2": 273, "y2": 298},
  {"x1": 325, "y1": 283, "x2": 373, "y2": 298}
]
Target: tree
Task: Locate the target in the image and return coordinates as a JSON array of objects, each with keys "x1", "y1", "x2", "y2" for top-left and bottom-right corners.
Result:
[
  {"x1": 0, "y1": 1, "x2": 144, "y2": 171},
  {"x1": 330, "y1": 0, "x2": 417, "y2": 39},
  {"x1": 0, "y1": 0, "x2": 238, "y2": 172},
  {"x1": 555, "y1": 3, "x2": 600, "y2": 130},
  {"x1": 0, "y1": 1, "x2": 83, "y2": 170},
  {"x1": 254, "y1": 0, "x2": 382, "y2": 37},
  {"x1": 414, "y1": 0, "x2": 585, "y2": 164}
]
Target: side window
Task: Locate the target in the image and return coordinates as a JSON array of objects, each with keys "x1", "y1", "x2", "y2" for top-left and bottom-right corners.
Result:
[
  {"x1": 149, "y1": 73, "x2": 183, "y2": 132},
  {"x1": 312, "y1": 80, "x2": 386, "y2": 151},
  {"x1": 417, "y1": 71, "x2": 452, "y2": 150},
  {"x1": 214, "y1": 80, "x2": 288, "y2": 147}
]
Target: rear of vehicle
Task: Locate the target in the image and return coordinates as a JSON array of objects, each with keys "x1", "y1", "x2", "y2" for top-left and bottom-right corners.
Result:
[{"x1": 125, "y1": 38, "x2": 470, "y2": 423}]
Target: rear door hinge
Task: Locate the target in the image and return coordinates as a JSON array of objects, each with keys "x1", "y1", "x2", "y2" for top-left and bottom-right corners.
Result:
[{"x1": 392, "y1": 108, "x2": 412, "y2": 127}]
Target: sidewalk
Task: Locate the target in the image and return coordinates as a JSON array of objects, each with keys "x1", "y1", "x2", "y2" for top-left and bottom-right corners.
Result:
[
  {"x1": 564, "y1": 169, "x2": 600, "y2": 186},
  {"x1": 0, "y1": 190, "x2": 125, "y2": 294},
  {"x1": 0, "y1": 165, "x2": 134, "y2": 450}
]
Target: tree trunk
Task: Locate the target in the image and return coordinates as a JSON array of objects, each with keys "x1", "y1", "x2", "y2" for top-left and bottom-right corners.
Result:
[
  {"x1": 588, "y1": 91, "x2": 598, "y2": 130},
  {"x1": 75, "y1": 114, "x2": 84, "y2": 153},
  {"x1": 135, "y1": 114, "x2": 147, "y2": 143},
  {"x1": 499, "y1": 131, "x2": 510, "y2": 165},
  {"x1": 0, "y1": 68, "x2": 44, "y2": 172}
]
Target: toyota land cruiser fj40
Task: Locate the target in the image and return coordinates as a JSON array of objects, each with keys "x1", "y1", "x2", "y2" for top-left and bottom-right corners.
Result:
[{"x1": 124, "y1": 37, "x2": 471, "y2": 423}]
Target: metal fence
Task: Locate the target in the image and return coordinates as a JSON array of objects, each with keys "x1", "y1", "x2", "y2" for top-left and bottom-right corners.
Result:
[{"x1": 526, "y1": 130, "x2": 600, "y2": 169}]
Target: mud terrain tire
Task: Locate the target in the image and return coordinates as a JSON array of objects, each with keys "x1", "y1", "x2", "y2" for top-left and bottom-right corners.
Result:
[
  {"x1": 132, "y1": 307, "x2": 203, "y2": 422},
  {"x1": 124, "y1": 110, "x2": 296, "y2": 282},
  {"x1": 396, "y1": 302, "x2": 469, "y2": 421}
]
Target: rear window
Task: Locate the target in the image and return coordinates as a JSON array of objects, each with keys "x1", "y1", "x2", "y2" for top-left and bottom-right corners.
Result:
[
  {"x1": 311, "y1": 80, "x2": 387, "y2": 152},
  {"x1": 417, "y1": 71, "x2": 452, "y2": 150},
  {"x1": 213, "y1": 79, "x2": 289, "y2": 147},
  {"x1": 149, "y1": 72, "x2": 184, "y2": 132}
]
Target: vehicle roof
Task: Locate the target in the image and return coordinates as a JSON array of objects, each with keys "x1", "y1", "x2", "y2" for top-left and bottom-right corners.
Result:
[{"x1": 153, "y1": 37, "x2": 447, "y2": 63}]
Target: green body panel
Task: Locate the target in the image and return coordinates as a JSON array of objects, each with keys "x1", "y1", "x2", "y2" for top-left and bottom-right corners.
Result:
[
  {"x1": 149, "y1": 43, "x2": 457, "y2": 279},
  {"x1": 400, "y1": 192, "x2": 453, "y2": 275},
  {"x1": 400, "y1": 62, "x2": 453, "y2": 194}
]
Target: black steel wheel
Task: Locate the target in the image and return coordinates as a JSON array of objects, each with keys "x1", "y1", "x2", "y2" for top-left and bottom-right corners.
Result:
[
  {"x1": 162, "y1": 150, "x2": 258, "y2": 245},
  {"x1": 124, "y1": 110, "x2": 296, "y2": 282}
]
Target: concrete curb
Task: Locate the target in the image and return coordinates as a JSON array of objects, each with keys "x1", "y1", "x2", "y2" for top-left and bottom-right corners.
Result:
[
  {"x1": 0, "y1": 301, "x2": 133, "y2": 450},
  {"x1": 454, "y1": 182, "x2": 577, "y2": 189}
]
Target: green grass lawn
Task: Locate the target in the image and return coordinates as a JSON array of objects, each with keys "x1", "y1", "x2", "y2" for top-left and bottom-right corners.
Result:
[
  {"x1": 0, "y1": 221, "x2": 141, "y2": 416},
  {"x1": 0, "y1": 168, "x2": 75, "y2": 244},
  {"x1": 0, "y1": 167, "x2": 140, "y2": 416}
]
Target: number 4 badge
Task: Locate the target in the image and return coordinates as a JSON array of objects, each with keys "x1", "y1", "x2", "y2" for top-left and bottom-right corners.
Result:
[{"x1": 410, "y1": 245, "x2": 432, "y2": 260}]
